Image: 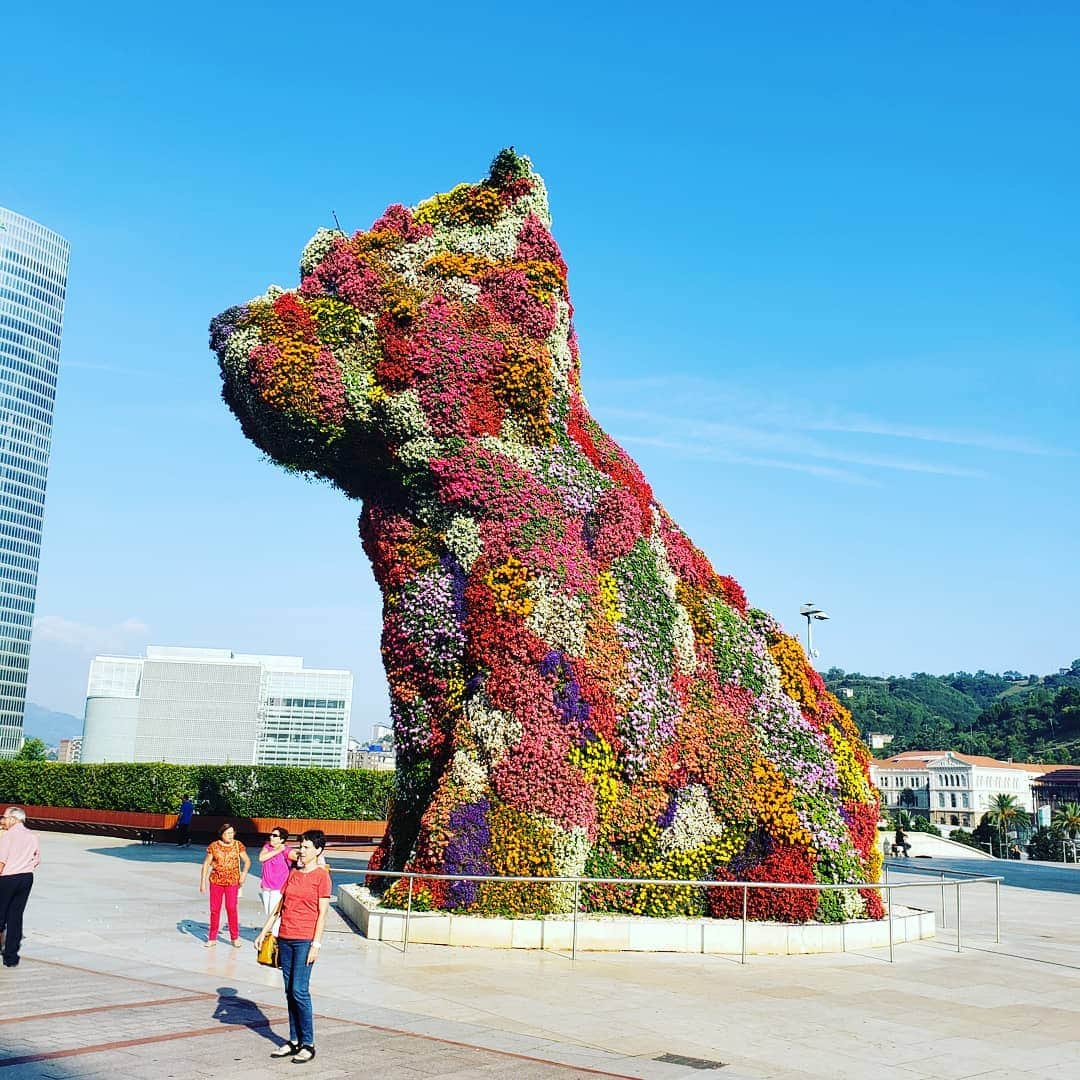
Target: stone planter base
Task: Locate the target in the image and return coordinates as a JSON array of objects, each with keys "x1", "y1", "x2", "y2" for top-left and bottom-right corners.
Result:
[{"x1": 337, "y1": 884, "x2": 935, "y2": 955}]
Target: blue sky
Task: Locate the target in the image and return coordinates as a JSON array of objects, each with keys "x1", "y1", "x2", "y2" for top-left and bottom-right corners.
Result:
[{"x1": 4, "y1": 2, "x2": 1078, "y2": 732}]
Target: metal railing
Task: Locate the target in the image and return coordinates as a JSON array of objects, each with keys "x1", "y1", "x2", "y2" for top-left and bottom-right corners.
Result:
[{"x1": 354, "y1": 867, "x2": 1004, "y2": 963}]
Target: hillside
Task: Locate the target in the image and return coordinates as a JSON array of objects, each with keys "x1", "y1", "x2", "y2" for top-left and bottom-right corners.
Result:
[
  {"x1": 826, "y1": 661, "x2": 1080, "y2": 764},
  {"x1": 23, "y1": 703, "x2": 82, "y2": 748}
]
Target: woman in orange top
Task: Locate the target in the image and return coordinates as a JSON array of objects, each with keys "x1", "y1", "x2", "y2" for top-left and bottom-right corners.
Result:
[
  {"x1": 199, "y1": 822, "x2": 252, "y2": 948},
  {"x1": 255, "y1": 829, "x2": 331, "y2": 1064}
]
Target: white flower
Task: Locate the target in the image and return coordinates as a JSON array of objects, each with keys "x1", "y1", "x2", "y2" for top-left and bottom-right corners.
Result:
[
  {"x1": 433, "y1": 214, "x2": 523, "y2": 262},
  {"x1": 553, "y1": 824, "x2": 590, "y2": 877},
  {"x1": 517, "y1": 172, "x2": 553, "y2": 228},
  {"x1": 336, "y1": 342, "x2": 376, "y2": 423},
  {"x1": 526, "y1": 577, "x2": 586, "y2": 657},
  {"x1": 465, "y1": 692, "x2": 522, "y2": 763},
  {"x1": 659, "y1": 785, "x2": 724, "y2": 854},
  {"x1": 445, "y1": 515, "x2": 482, "y2": 571},
  {"x1": 299, "y1": 230, "x2": 340, "y2": 277},
  {"x1": 546, "y1": 297, "x2": 574, "y2": 394},
  {"x1": 671, "y1": 603, "x2": 697, "y2": 674},
  {"x1": 440, "y1": 278, "x2": 482, "y2": 305},
  {"x1": 479, "y1": 432, "x2": 539, "y2": 474},
  {"x1": 381, "y1": 389, "x2": 431, "y2": 441},
  {"x1": 221, "y1": 326, "x2": 261, "y2": 380},
  {"x1": 384, "y1": 234, "x2": 437, "y2": 287},
  {"x1": 397, "y1": 434, "x2": 440, "y2": 468},
  {"x1": 549, "y1": 823, "x2": 590, "y2": 911},
  {"x1": 449, "y1": 750, "x2": 488, "y2": 799}
]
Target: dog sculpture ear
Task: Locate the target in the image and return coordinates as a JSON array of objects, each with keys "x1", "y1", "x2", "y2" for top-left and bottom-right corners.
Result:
[{"x1": 210, "y1": 280, "x2": 383, "y2": 494}]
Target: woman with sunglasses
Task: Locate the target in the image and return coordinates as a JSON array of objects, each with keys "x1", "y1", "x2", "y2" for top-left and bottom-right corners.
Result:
[{"x1": 257, "y1": 826, "x2": 292, "y2": 927}]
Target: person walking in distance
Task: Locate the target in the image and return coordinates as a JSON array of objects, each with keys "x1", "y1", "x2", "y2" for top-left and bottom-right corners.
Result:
[
  {"x1": 176, "y1": 795, "x2": 195, "y2": 847},
  {"x1": 894, "y1": 825, "x2": 912, "y2": 858},
  {"x1": 0, "y1": 807, "x2": 41, "y2": 967},
  {"x1": 200, "y1": 823, "x2": 251, "y2": 948},
  {"x1": 258, "y1": 827, "x2": 292, "y2": 931},
  {"x1": 255, "y1": 830, "x2": 331, "y2": 1064}
]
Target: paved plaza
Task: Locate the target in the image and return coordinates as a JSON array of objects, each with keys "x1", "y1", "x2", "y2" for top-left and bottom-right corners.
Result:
[{"x1": 1, "y1": 834, "x2": 1079, "y2": 1079}]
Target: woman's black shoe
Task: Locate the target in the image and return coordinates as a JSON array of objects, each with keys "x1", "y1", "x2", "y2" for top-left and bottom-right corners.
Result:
[
  {"x1": 270, "y1": 1041, "x2": 298, "y2": 1058},
  {"x1": 291, "y1": 1046, "x2": 316, "y2": 1064}
]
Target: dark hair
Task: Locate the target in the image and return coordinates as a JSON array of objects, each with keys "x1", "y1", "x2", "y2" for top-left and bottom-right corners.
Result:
[
  {"x1": 218, "y1": 822, "x2": 237, "y2": 839},
  {"x1": 300, "y1": 829, "x2": 326, "y2": 852},
  {"x1": 270, "y1": 826, "x2": 289, "y2": 841}
]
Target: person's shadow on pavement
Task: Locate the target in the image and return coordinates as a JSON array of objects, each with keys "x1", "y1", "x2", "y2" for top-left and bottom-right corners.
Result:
[{"x1": 213, "y1": 986, "x2": 281, "y2": 1045}]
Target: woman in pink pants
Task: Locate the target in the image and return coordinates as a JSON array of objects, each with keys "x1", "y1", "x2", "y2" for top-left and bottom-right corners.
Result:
[{"x1": 199, "y1": 822, "x2": 251, "y2": 947}]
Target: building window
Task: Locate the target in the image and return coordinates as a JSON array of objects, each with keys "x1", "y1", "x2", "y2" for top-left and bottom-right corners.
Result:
[{"x1": 938, "y1": 794, "x2": 946, "y2": 808}]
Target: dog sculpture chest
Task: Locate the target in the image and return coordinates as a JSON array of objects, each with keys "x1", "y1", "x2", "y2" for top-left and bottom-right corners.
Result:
[{"x1": 211, "y1": 150, "x2": 881, "y2": 921}]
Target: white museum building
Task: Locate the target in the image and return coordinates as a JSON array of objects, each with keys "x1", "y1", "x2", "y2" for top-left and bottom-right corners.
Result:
[
  {"x1": 871, "y1": 750, "x2": 1056, "y2": 830},
  {"x1": 80, "y1": 646, "x2": 352, "y2": 768}
]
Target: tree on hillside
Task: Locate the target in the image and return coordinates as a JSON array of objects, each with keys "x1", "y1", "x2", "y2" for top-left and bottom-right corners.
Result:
[
  {"x1": 987, "y1": 794, "x2": 1030, "y2": 857},
  {"x1": 14, "y1": 737, "x2": 48, "y2": 761}
]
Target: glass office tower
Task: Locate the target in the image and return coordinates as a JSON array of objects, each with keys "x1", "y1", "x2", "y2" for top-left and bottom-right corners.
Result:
[{"x1": 0, "y1": 209, "x2": 69, "y2": 755}]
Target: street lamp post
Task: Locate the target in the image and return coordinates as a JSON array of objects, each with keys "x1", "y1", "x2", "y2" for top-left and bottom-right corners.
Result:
[{"x1": 799, "y1": 602, "x2": 829, "y2": 660}]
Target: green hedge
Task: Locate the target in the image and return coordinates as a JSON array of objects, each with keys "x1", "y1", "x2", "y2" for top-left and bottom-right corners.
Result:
[{"x1": 0, "y1": 762, "x2": 394, "y2": 819}]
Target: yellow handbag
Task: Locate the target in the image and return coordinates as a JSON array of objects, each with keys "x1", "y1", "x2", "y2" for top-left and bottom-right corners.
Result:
[{"x1": 257, "y1": 934, "x2": 280, "y2": 968}]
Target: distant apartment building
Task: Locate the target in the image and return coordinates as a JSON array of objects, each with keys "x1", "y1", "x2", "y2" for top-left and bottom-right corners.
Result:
[
  {"x1": 57, "y1": 735, "x2": 81, "y2": 763},
  {"x1": 0, "y1": 208, "x2": 69, "y2": 756},
  {"x1": 868, "y1": 731, "x2": 894, "y2": 751},
  {"x1": 81, "y1": 646, "x2": 351, "y2": 768},
  {"x1": 346, "y1": 735, "x2": 395, "y2": 771},
  {"x1": 871, "y1": 750, "x2": 1061, "y2": 830}
]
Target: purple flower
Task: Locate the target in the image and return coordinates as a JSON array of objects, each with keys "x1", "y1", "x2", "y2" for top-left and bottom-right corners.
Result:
[
  {"x1": 443, "y1": 799, "x2": 492, "y2": 909},
  {"x1": 657, "y1": 792, "x2": 678, "y2": 829},
  {"x1": 209, "y1": 305, "x2": 248, "y2": 355},
  {"x1": 440, "y1": 552, "x2": 467, "y2": 622}
]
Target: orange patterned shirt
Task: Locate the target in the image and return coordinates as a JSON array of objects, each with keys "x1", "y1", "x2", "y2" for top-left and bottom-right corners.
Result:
[{"x1": 206, "y1": 840, "x2": 246, "y2": 886}]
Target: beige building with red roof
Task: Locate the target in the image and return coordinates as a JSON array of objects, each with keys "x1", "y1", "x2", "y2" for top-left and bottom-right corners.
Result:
[{"x1": 871, "y1": 750, "x2": 1062, "y2": 830}]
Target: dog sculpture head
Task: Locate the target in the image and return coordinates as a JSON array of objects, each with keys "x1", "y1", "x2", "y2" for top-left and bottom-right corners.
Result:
[{"x1": 210, "y1": 149, "x2": 585, "y2": 502}]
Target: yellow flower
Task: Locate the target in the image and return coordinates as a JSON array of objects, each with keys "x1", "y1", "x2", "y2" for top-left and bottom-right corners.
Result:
[{"x1": 484, "y1": 556, "x2": 534, "y2": 617}]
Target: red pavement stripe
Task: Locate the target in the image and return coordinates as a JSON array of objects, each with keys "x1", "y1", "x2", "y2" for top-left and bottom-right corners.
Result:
[
  {"x1": 19, "y1": 956, "x2": 644, "y2": 1079},
  {"x1": 0, "y1": 993, "x2": 208, "y2": 1025},
  {"x1": 0, "y1": 1018, "x2": 288, "y2": 1068}
]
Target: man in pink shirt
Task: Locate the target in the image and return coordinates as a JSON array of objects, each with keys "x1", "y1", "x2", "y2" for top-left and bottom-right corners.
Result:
[{"x1": 0, "y1": 807, "x2": 40, "y2": 967}]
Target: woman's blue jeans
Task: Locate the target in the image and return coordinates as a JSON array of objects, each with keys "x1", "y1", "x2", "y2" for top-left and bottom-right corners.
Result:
[{"x1": 278, "y1": 939, "x2": 314, "y2": 1047}]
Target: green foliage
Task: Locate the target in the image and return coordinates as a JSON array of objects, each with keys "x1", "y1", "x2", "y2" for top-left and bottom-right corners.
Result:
[
  {"x1": 14, "y1": 738, "x2": 48, "y2": 761},
  {"x1": 1051, "y1": 801, "x2": 1080, "y2": 839},
  {"x1": 0, "y1": 762, "x2": 393, "y2": 818},
  {"x1": 948, "y1": 828, "x2": 979, "y2": 849},
  {"x1": 489, "y1": 147, "x2": 531, "y2": 185},
  {"x1": 987, "y1": 793, "x2": 1030, "y2": 835},
  {"x1": 908, "y1": 818, "x2": 941, "y2": 836},
  {"x1": 1026, "y1": 826, "x2": 1072, "y2": 862},
  {"x1": 825, "y1": 665, "x2": 1080, "y2": 764}
]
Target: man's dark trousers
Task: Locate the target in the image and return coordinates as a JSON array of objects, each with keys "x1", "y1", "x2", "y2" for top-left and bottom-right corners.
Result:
[{"x1": 0, "y1": 873, "x2": 33, "y2": 964}]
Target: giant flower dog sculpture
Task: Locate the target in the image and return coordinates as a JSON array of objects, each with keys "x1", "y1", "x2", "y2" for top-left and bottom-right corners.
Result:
[{"x1": 210, "y1": 150, "x2": 882, "y2": 922}]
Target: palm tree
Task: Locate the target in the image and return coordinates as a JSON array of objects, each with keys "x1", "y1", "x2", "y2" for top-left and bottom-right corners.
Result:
[
  {"x1": 987, "y1": 794, "x2": 1030, "y2": 858},
  {"x1": 1051, "y1": 802, "x2": 1080, "y2": 839},
  {"x1": 1052, "y1": 803, "x2": 1080, "y2": 859}
]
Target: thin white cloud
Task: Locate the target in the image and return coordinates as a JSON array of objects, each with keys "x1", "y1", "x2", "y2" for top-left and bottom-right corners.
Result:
[
  {"x1": 608, "y1": 409, "x2": 986, "y2": 479},
  {"x1": 33, "y1": 615, "x2": 150, "y2": 654},
  {"x1": 618, "y1": 434, "x2": 878, "y2": 486},
  {"x1": 590, "y1": 374, "x2": 1070, "y2": 459},
  {"x1": 802, "y1": 417, "x2": 1069, "y2": 457}
]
